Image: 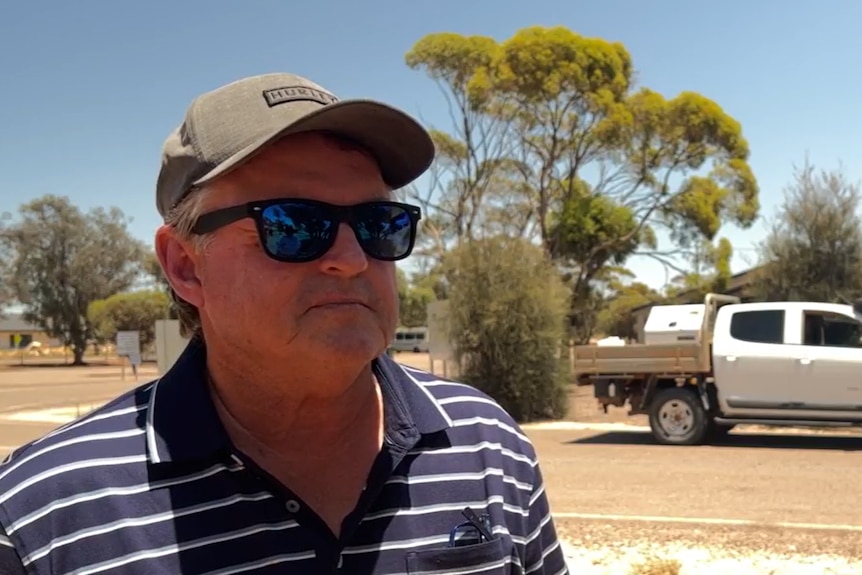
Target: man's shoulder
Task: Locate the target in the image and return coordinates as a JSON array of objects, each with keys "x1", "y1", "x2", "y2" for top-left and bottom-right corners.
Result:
[
  {"x1": 0, "y1": 380, "x2": 155, "y2": 492},
  {"x1": 391, "y1": 362, "x2": 538, "y2": 456},
  {"x1": 395, "y1": 362, "x2": 507, "y2": 411}
]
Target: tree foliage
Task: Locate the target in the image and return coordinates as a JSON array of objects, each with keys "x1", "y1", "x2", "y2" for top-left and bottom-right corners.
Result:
[
  {"x1": 88, "y1": 290, "x2": 171, "y2": 350},
  {"x1": 596, "y1": 279, "x2": 664, "y2": 341},
  {"x1": 404, "y1": 33, "x2": 523, "y2": 260},
  {"x1": 0, "y1": 195, "x2": 147, "y2": 364},
  {"x1": 406, "y1": 26, "x2": 760, "y2": 341},
  {"x1": 444, "y1": 236, "x2": 570, "y2": 422},
  {"x1": 665, "y1": 236, "x2": 734, "y2": 300},
  {"x1": 396, "y1": 267, "x2": 436, "y2": 328},
  {"x1": 754, "y1": 161, "x2": 862, "y2": 302},
  {"x1": 0, "y1": 212, "x2": 12, "y2": 314}
]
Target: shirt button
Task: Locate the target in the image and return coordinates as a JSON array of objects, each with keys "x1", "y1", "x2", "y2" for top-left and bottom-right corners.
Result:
[{"x1": 285, "y1": 499, "x2": 301, "y2": 513}]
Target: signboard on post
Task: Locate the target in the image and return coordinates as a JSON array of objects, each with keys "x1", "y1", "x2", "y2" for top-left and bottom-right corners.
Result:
[
  {"x1": 116, "y1": 331, "x2": 141, "y2": 381},
  {"x1": 11, "y1": 334, "x2": 23, "y2": 366}
]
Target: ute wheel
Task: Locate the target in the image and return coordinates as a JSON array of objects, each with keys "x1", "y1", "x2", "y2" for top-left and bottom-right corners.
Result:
[{"x1": 649, "y1": 387, "x2": 709, "y2": 446}]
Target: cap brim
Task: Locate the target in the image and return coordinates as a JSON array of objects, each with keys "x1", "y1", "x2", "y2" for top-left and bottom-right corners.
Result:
[{"x1": 192, "y1": 100, "x2": 434, "y2": 191}]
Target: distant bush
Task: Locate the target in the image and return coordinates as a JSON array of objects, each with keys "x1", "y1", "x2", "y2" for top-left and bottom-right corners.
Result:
[
  {"x1": 444, "y1": 236, "x2": 570, "y2": 422},
  {"x1": 88, "y1": 290, "x2": 170, "y2": 350}
]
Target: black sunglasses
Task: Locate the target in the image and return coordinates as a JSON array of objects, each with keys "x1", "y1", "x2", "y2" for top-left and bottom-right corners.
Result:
[{"x1": 191, "y1": 198, "x2": 422, "y2": 263}]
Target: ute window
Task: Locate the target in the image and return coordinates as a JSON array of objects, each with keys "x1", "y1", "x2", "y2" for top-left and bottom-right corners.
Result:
[
  {"x1": 803, "y1": 311, "x2": 862, "y2": 348},
  {"x1": 729, "y1": 309, "x2": 785, "y2": 344}
]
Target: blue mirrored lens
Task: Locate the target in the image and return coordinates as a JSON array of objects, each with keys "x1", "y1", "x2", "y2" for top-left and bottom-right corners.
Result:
[
  {"x1": 261, "y1": 202, "x2": 333, "y2": 260},
  {"x1": 353, "y1": 204, "x2": 413, "y2": 258},
  {"x1": 260, "y1": 201, "x2": 414, "y2": 261}
]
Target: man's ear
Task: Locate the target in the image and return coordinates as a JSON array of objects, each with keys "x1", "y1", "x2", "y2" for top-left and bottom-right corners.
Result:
[{"x1": 154, "y1": 226, "x2": 204, "y2": 308}]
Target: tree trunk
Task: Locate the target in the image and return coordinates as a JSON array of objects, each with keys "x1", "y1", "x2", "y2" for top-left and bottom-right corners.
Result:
[{"x1": 72, "y1": 343, "x2": 87, "y2": 365}]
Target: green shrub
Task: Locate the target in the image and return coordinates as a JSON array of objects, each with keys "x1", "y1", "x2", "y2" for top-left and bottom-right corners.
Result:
[{"x1": 445, "y1": 236, "x2": 570, "y2": 422}]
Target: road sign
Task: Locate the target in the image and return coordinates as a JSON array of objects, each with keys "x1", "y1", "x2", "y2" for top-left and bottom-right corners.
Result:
[
  {"x1": 11, "y1": 334, "x2": 21, "y2": 349},
  {"x1": 115, "y1": 331, "x2": 141, "y2": 357},
  {"x1": 116, "y1": 331, "x2": 142, "y2": 382}
]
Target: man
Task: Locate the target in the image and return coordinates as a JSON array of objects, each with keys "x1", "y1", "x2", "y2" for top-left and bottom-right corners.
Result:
[{"x1": 0, "y1": 73, "x2": 569, "y2": 574}]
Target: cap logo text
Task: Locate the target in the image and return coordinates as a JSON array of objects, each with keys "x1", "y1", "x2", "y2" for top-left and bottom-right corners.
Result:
[{"x1": 262, "y1": 86, "x2": 339, "y2": 108}]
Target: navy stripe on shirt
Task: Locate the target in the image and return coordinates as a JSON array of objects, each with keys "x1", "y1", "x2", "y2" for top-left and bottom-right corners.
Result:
[{"x1": 0, "y1": 341, "x2": 568, "y2": 574}]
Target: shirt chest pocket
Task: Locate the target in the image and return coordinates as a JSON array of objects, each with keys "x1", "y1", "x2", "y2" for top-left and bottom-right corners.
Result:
[{"x1": 406, "y1": 537, "x2": 516, "y2": 575}]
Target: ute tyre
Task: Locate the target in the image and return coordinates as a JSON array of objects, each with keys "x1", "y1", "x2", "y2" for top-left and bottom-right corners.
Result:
[{"x1": 649, "y1": 387, "x2": 709, "y2": 446}]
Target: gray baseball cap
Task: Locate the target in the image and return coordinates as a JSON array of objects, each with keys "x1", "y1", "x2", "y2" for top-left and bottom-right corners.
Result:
[{"x1": 155, "y1": 72, "x2": 435, "y2": 218}]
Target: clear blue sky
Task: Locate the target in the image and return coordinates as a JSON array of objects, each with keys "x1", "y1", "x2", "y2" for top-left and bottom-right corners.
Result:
[{"x1": 2, "y1": 0, "x2": 861, "y2": 289}]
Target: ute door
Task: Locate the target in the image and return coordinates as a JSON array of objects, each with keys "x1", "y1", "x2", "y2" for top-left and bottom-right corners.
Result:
[
  {"x1": 791, "y1": 308, "x2": 862, "y2": 414},
  {"x1": 712, "y1": 307, "x2": 794, "y2": 414}
]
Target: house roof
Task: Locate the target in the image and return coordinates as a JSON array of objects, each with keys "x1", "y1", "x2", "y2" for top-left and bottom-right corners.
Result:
[
  {"x1": 0, "y1": 313, "x2": 43, "y2": 333},
  {"x1": 630, "y1": 266, "x2": 763, "y2": 313}
]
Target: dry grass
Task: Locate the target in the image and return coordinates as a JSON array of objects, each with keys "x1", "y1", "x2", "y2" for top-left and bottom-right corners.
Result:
[
  {"x1": 0, "y1": 344, "x2": 143, "y2": 369},
  {"x1": 391, "y1": 352, "x2": 432, "y2": 372},
  {"x1": 0, "y1": 346, "x2": 106, "y2": 359},
  {"x1": 628, "y1": 557, "x2": 682, "y2": 575}
]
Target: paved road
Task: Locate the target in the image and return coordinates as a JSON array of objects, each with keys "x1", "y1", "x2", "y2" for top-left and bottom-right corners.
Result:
[
  {"x1": 1, "y1": 365, "x2": 861, "y2": 563},
  {"x1": 529, "y1": 426, "x2": 862, "y2": 560},
  {"x1": 0, "y1": 364, "x2": 151, "y2": 448},
  {"x1": 532, "y1": 427, "x2": 862, "y2": 524}
]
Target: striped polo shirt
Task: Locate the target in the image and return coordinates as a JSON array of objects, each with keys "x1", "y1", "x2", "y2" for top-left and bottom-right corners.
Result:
[{"x1": 0, "y1": 340, "x2": 568, "y2": 575}]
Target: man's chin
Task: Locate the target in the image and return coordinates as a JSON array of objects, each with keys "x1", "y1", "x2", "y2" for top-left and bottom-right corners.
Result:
[{"x1": 306, "y1": 331, "x2": 386, "y2": 361}]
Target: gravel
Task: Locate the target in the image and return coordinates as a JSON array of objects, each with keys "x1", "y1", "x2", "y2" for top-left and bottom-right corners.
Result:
[
  {"x1": 562, "y1": 542, "x2": 862, "y2": 575},
  {"x1": 558, "y1": 519, "x2": 862, "y2": 575}
]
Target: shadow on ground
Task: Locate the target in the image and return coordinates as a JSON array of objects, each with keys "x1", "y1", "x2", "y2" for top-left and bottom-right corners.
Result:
[
  {"x1": 570, "y1": 430, "x2": 862, "y2": 451},
  {"x1": 0, "y1": 359, "x2": 157, "y2": 369},
  {"x1": 0, "y1": 362, "x2": 109, "y2": 369}
]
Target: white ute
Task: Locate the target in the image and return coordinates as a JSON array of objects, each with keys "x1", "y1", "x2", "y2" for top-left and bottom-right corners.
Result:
[{"x1": 574, "y1": 294, "x2": 862, "y2": 445}]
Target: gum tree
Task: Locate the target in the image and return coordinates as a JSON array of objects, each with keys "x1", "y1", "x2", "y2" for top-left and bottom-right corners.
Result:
[
  {"x1": 1, "y1": 195, "x2": 147, "y2": 364},
  {"x1": 406, "y1": 26, "x2": 760, "y2": 341}
]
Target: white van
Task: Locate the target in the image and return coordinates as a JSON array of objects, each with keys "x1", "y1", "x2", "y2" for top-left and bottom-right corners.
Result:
[{"x1": 390, "y1": 327, "x2": 429, "y2": 353}]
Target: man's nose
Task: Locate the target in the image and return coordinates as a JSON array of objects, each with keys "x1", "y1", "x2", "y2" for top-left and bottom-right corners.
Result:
[{"x1": 317, "y1": 222, "x2": 369, "y2": 276}]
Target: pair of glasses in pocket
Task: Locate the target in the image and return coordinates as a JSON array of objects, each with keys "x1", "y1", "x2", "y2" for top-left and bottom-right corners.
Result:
[{"x1": 448, "y1": 507, "x2": 494, "y2": 548}]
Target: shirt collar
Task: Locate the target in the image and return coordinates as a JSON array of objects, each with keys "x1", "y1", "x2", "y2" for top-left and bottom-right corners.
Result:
[{"x1": 145, "y1": 341, "x2": 453, "y2": 465}]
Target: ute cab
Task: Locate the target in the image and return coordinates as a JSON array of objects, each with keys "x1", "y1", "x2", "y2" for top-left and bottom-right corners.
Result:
[
  {"x1": 574, "y1": 294, "x2": 862, "y2": 445},
  {"x1": 712, "y1": 300, "x2": 862, "y2": 420}
]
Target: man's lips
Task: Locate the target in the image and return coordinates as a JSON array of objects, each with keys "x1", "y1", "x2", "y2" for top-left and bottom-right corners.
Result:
[{"x1": 310, "y1": 299, "x2": 370, "y2": 309}]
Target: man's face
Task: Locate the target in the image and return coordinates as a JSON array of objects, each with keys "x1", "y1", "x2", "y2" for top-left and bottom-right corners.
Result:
[{"x1": 158, "y1": 132, "x2": 400, "y2": 367}]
